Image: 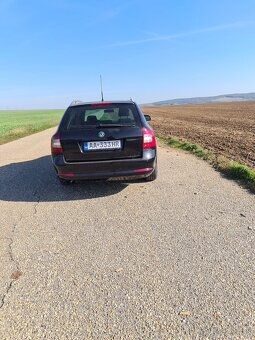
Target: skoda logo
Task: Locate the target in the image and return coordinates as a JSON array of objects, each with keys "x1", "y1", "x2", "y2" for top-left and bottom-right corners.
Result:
[{"x1": 98, "y1": 131, "x2": 105, "y2": 138}]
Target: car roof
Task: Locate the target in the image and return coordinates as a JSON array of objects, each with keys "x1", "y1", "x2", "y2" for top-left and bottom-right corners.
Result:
[{"x1": 69, "y1": 100, "x2": 136, "y2": 107}]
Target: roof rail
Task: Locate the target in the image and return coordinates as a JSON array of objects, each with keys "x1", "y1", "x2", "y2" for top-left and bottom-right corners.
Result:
[{"x1": 70, "y1": 100, "x2": 83, "y2": 106}]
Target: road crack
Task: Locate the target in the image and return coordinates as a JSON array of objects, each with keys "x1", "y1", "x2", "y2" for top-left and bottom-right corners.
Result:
[
  {"x1": 0, "y1": 191, "x2": 41, "y2": 310},
  {"x1": 33, "y1": 189, "x2": 41, "y2": 217},
  {"x1": 0, "y1": 222, "x2": 21, "y2": 309},
  {"x1": 33, "y1": 200, "x2": 40, "y2": 216}
]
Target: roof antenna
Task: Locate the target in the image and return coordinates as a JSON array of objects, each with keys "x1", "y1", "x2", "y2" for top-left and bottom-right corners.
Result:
[{"x1": 100, "y1": 75, "x2": 104, "y2": 102}]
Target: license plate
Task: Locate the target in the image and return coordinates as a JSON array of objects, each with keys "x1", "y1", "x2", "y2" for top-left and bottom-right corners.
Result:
[{"x1": 83, "y1": 140, "x2": 121, "y2": 151}]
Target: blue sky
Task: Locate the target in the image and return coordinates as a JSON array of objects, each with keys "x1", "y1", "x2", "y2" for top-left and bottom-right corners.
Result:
[{"x1": 0, "y1": 0, "x2": 255, "y2": 109}]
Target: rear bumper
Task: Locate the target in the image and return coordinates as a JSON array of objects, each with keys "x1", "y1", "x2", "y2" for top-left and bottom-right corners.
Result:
[{"x1": 52, "y1": 149, "x2": 156, "y2": 180}]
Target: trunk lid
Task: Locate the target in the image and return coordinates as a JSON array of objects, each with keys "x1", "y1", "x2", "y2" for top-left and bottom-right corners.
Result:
[{"x1": 61, "y1": 127, "x2": 143, "y2": 162}]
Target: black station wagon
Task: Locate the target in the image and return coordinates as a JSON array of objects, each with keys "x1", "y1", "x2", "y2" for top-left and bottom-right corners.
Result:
[{"x1": 51, "y1": 100, "x2": 157, "y2": 184}]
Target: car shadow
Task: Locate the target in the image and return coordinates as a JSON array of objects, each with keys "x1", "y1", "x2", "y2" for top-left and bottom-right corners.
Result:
[{"x1": 0, "y1": 156, "x2": 128, "y2": 202}]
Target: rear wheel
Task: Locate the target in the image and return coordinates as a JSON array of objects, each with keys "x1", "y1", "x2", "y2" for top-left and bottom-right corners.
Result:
[
  {"x1": 58, "y1": 177, "x2": 74, "y2": 185},
  {"x1": 145, "y1": 164, "x2": 157, "y2": 181}
]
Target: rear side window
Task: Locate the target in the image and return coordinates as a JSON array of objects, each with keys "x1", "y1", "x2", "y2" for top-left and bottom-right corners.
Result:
[{"x1": 61, "y1": 103, "x2": 141, "y2": 130}]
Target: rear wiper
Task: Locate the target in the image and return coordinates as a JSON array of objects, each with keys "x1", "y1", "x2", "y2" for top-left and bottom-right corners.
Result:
[{"x1": 97, "y1": 123, "x2": 135, "y2": 127}]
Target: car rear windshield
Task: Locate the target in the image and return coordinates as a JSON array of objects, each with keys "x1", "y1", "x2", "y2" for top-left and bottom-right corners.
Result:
[{"x1": 61, "y1": 103, "x2": 141, "y2": 130}]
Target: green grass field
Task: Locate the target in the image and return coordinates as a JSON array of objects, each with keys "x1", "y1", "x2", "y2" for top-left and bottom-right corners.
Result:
[{"x1": 0, "y1": 109, "x2": 64, "y2": 144}]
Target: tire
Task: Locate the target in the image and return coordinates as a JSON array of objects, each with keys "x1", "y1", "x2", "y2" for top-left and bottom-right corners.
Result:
[
  {"x1": 58, "y1": 177, "x2": 74, "y2": 185},
  {"x1": 145, "y1": 164, "x2": 158, "y2": 181}
]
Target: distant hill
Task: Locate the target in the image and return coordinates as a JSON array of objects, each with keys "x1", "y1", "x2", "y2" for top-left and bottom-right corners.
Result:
[{"x1": 149, "y1": 92, "x2": 255, "y2": 106}]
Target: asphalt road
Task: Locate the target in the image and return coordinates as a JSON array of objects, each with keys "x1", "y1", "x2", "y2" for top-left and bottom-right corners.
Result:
[{"x1": 0, "y1": 128, "x2": 254, "y2": 339}]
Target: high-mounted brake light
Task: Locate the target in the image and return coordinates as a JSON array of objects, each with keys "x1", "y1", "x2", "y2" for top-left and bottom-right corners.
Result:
[
  {"x1": 51, "y1": 132, "x2": 63, "y2": 153},
  {"x1": 90, "y1": 102, "x2": 113, "y2": 106},
  {"x1": 142, "y1": 127, "x2": 156, "y2": 148}
]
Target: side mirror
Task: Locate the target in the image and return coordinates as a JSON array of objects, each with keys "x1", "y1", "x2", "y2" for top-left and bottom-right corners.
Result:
[{"x1": 144, "y1": 114, "x2": 151, "y2": 122}]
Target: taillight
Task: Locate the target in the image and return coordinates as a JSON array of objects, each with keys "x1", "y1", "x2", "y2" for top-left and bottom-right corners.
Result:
[
  {"x1": 51, "y1": 132, "x2": 63, "y2": 153},
  {"x1": 142, "y1": 127, "x2": 156, "y2": 148}
]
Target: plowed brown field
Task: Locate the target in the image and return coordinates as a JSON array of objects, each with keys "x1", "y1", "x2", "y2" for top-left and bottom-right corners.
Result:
[{"x1": 143, "y1": 101, "x2": 255, "y2": 169}]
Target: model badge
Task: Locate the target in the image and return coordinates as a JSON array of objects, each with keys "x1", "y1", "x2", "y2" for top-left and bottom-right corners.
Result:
[{"x1": 98, "y1": 131, "x2": 105, "y2": 138}]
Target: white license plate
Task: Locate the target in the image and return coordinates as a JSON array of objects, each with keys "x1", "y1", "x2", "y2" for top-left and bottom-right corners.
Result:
[{"x1": 83, "y1": 140, "x2": 121, "y2": 151}]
